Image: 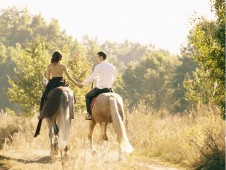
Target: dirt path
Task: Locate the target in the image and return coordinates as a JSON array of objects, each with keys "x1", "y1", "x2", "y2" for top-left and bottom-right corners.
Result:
[{"x1": 0, "y1": 149, "x2": 184, "y2": 170}]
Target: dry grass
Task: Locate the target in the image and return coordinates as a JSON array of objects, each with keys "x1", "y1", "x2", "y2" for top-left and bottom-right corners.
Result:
[
  {"x1": 0, "y1": 103, "x2": 225, "y2": 170},
  {"x1": 126, "y1": 103, "x2": 225, "y2": 169}
]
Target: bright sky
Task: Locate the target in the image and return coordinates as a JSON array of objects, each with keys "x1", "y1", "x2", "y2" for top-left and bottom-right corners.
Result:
[{"x1": 0, "y1": 0, "x2": 215, "y2": 55}]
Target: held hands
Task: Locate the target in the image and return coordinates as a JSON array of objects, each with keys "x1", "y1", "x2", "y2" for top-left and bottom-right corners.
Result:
[
  {"x1": 77, "y1": 83, "x2": 84, "y2": 88},
  {"x1": 74, "y1": 81, "x2": 84, "y2": 88}
]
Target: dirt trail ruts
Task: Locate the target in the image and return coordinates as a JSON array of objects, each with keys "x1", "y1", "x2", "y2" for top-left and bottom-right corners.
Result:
[{"x1": 0, "y1": 149, "x2": 184, "y2": 170}]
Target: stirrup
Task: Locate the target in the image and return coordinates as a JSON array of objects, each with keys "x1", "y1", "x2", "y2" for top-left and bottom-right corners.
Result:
[{"x1": 85, "y1": 114, "x2": 92, "y2": 120}]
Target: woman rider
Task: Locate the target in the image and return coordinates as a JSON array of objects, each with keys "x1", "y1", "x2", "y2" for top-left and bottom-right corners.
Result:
[{"x1": 39, "y1": 50, "x2": 80, "y2": 113}]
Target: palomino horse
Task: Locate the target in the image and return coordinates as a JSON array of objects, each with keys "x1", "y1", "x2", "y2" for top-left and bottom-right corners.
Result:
[
  {"x1": 88, "y1": 92, "x2": 134, "y2": 160},
  {"x1": 34, "y1": 86, "x2": 74, "y2": 159}
]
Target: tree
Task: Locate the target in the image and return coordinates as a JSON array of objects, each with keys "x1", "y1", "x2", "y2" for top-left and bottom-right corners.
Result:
[
  {"x1": 7, "y1": 36, "x2": 92, "y2": 114},
  {"x1": 7, "y1": 37, "x2": 50, "y2": 113},
  {"x1": 0, "y1": 7, "x2": 73, "y2": 49},
  {"x1": 186, "y1": 0, "x2": 225, "y2": 112},
  {"x1": 122, "y1": 50, "x2": 178, "y2": 110},
  {"x1": 0, "y1": 7, "x2": 32, "y2": 47},
  {"x1": 0, "y1": 43, "x2": 19, "y2": 110},
  {"x1": 66, "y1": 40, "x2": 92, "y2": 109},
  {"x1": 172, "y1": 45, "x2": 198, "y2": 112},
  {"x1": 81, "y1": 35, "x2": 100, "y2": 65},
  {"x1": 184, "y1": 67, "x2": 216, "y2": 106},
  {"x1": 0, "y1": 7, "x2": 82, "y2": 112}
]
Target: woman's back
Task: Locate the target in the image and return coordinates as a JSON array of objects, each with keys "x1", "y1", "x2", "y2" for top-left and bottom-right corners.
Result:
[{"x1": 47, "y1": 63, "x2": 66, "y2": 79}]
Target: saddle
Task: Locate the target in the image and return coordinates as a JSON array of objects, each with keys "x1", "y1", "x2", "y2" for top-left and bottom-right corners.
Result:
[{"x1": 90, "y1": 88, "x2": 113, "y2": 110}]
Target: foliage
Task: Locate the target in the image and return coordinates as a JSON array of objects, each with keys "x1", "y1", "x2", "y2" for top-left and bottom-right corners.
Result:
[
  {"x1": 186, "y1": 0, "x2": 225, "y2": 113},
  {"x1": 66, "y1": 40, "x2": 92, "y2": 109},
  {"x1": 81, "y1": 37, "x2": 153, "y2": 72},
  {"x1": 122, "y1": 50, "x2": 178, "y2": 109},
  {"x1": 1, "y1": 2, "x2": 224, "y2": 116},
  {"x1": 0, "y1": 7, "x2": 32, "y2": 47},
  {"x1": 0, "y1": 44, "x2": 23, "y2": 110},
  {"x1": 184, "y1": 67, "x2": 217, "y2": 106},
  {"x1": 0, "y1": 7, "x2": 89, "y2": 112},
  {"x1": 172, "y1": 46, "x2": 198, "y2": 112},
  {"x1": 103, "y1": 41, "x2": 153, "y2": 72},
  {"x1": 0, "y1": 6, "x2": 72, "y2": 48},
  {"x1": 0, "y1": 44, "x2": 10, "y2": 109},
  {"x1": 7, "y1": 37, "x2": 50, "y2": 113},
  {"x1": 81, "y1": 35, "x2": 101, "y2": 65},
  {"x1": 7, "y1": 37, "x2": 92, "y2": 113}
]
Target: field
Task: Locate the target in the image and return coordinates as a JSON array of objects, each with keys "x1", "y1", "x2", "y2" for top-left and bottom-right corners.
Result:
[{"x1": 0, "y1": 103, "x2": 224, "y2": 170}]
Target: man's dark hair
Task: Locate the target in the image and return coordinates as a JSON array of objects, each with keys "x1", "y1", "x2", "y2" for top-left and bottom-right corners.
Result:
[{"x1": 97, "y1": 51, "x2": 107, "y2": 60}]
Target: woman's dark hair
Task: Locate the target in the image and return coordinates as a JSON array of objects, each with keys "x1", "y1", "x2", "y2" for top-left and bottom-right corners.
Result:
[
  {"x1": 97, "y1": 51, "x2": 107, "y2": 60},
  {"x1": 51, "y1": 50, "x2": 63, "y2": 63}
]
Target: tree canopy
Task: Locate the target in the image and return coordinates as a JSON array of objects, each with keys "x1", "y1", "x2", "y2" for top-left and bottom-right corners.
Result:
[
  {"x1": 0, "y1": 1, "x2": 224, "y2": 116},
  {"x1": 185, "y1": 0, "x2": 225, "y2": 113}
]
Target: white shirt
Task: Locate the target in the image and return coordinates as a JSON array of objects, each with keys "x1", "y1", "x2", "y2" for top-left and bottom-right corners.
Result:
[{"x1": 82, "y1": 60, "x2": 117, "y2": 89}]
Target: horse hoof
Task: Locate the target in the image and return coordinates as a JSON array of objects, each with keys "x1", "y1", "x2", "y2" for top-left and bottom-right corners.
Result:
[
  {"x1": 50, "y1": 150, "x2": 58, "y2": 157},
  {"x1": 91, "y1": 149, "x2": 97, "y2": 156},
  {"x1": 64, "y1": 146, "x2": 68, "y2": 152},
  {"x1": 118, "y1": 156, "x2": 124, "y2": 162},
  {"x1": 61, "y1": 155, "x2": 68, "y2": 163}
]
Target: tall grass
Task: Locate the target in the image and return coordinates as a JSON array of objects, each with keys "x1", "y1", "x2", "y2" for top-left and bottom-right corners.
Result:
[
  {"x1": 126, "y1": 103, "x2": 225, "y2": 169},
  {"x1": 0, "y1": 103, "x2": 225, "y2": 169}
]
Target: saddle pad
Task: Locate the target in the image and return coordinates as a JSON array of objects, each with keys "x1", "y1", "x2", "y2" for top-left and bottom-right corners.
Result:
[{"x1": 91, "y1": 97, "x2": 97, "y2": 110}]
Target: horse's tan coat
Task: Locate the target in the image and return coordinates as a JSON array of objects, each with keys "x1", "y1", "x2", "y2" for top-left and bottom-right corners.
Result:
[{"x1": 92, "y1": 93, "x2": 124, "y2": 123}]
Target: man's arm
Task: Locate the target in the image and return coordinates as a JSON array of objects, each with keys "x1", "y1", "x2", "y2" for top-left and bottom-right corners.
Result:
[
  {"x1": 112, "y1": 65, "x2": 117, "y2": 82},
  {"x1": 82, "y1": 65, "x2": 99, "y2": 86}
]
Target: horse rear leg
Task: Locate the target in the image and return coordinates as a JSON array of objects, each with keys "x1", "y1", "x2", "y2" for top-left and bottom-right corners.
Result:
[
  {"x1": 47, "y1": 119, "x2": 58, "y2": 157},
  {"x1": 99, "y1": 122, "x2": 108, "y2": 143},
  {"x1": 99, "y1": 122, "x2": 108, "y2": 156},
  {"x1": 53, "y1": 122, "x2": 59, "y2": 135},
  {"x1": 88, "y1": 120, "x2": 96, "y2": 154}
]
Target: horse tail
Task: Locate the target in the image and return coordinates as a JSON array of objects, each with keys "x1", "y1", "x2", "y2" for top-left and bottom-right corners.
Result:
[
  {"x1": 34, "y1": 118, "x2": 43, "y2": 137},
  {"x1": 58, "y1": 91, "x2": 71, "y2": 150},
  {"x1": 109, "y1": 97, "x2": 134, "y2": 154}
]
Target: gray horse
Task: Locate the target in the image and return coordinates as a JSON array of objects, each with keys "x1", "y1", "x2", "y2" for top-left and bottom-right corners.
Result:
[{"x1": 34, "y1": 86, "x2": 74, "y2": 159}]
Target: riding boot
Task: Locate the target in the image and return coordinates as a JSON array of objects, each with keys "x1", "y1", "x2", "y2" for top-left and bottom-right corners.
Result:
[{"x1": 85, "y1": 113, "x2": 92, "y2": 120}]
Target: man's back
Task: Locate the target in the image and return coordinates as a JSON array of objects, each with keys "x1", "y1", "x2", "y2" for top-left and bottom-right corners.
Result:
[{"x1": 96, "y1": 61, "x2": 116, "y2": 89}]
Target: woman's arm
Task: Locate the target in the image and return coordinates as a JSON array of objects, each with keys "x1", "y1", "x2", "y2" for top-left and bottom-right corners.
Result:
[{"x1": 64, "y1": 66, "x2": 79, "y2": 86}]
